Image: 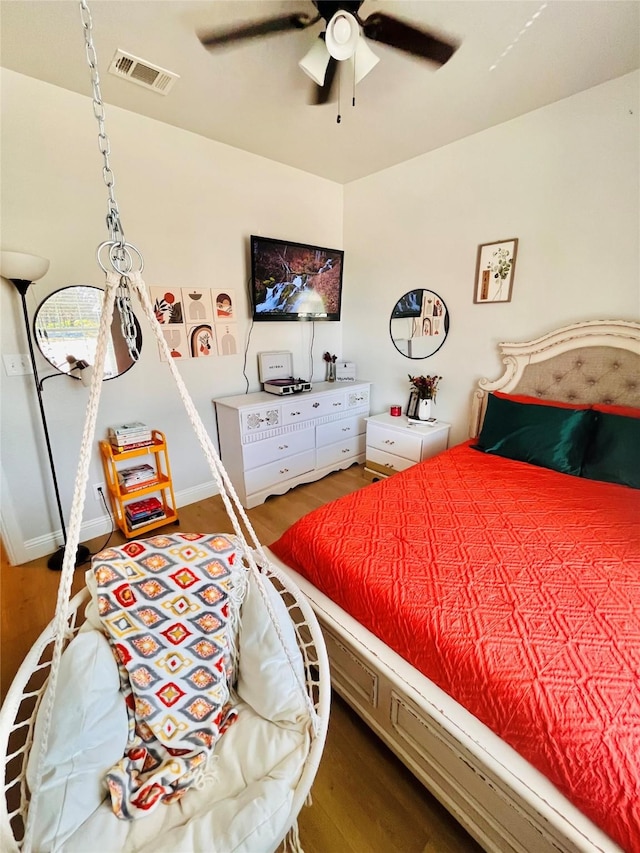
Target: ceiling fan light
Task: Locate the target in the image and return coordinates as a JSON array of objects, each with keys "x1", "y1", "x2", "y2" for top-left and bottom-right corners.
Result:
[
  {"x1": 299, "y1": 37, "x2": 330, "y2": 86},
  {"x1": 325, "y1": 11, "x2": 359, "y2": 61},
  {"x1": 354, "y1": 37, "x2": 380, "y2": 84}
]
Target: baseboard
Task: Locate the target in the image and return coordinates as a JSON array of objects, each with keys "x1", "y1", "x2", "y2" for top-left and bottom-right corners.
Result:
[{"x1": 13, "y1": 480, "x2": 220, "y2": 565}]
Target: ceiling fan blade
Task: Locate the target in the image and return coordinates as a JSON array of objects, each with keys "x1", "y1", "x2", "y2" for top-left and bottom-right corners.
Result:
[
  {"x1": 361, "y1": 12, "x2": 458, "y2": 65},
  {"x1": 313, "y1": 55, "x2": 338, "y2": 104},
  {"x1": 199, "y1": 12, "x2": 318, "y2": 48}
]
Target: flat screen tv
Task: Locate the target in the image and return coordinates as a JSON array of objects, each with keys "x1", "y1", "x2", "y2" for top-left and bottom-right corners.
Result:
[
  {"x1": 391, "y1": 289, "x2": 423, "y2": 319},
  {"x1": 251, "y1": 235, "x2": 344, "y2": 321}
]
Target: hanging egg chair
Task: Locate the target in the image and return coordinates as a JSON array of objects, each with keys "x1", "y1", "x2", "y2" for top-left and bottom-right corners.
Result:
[{"x1": 0, "y1": 4, "x2": 330, "y2": 851}]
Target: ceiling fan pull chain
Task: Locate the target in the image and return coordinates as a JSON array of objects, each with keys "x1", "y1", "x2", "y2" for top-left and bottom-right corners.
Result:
[
  {"x1": 352, "y1": 57, "x2": 356, "y2": 107},
  {"x1": 336, "y1": 68, "x2": 342, "y2": 123}
]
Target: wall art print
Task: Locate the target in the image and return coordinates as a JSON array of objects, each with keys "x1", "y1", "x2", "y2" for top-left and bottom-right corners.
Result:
[
  {"x1": 152, "y1": 286, "x2": 239, "y2": 361},
  {"x1": 214, "y1": 290, "x2": 236, "y2": 322},
  {"x1": 150, "y1": 287, "x2": 184, "y2": 324},
  {"x1": 189, "y1": 324, "x2": 215, "y2": 357},
  {"x1": 215, "y1": 324, "x2": 239, "y2": 356},
  {"x1": 182, "y1": 289, "x2": 214, "y2": 324},
  {"x1": 158, "y1": 327, "x2": 187, "y2": 362},
  {"x1": 473, "y1": 238, "x2": 518, "y2": 304}
]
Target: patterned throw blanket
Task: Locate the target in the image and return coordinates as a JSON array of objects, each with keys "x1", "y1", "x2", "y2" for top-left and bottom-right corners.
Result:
[{"x1": 92, "y1": 533, "x2": 246, "y2": 819}]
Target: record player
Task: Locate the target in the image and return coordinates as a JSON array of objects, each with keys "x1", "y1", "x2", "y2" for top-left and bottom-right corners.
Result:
[{"x1": 258, "y1": 351, "x2": 312, "y2": 396}]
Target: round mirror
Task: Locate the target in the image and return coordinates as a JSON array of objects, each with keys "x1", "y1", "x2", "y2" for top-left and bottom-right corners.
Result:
[
  {"x1": 33, "y1": 285, "x2": 142, "y2": 380},
  {"x1": 389, "y1": 289, "x2": 449, "y2": 359}
]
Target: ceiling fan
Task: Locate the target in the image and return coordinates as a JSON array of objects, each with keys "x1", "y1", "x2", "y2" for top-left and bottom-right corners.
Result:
[{"x1": 198, "y1": 1, "x2": 459, "y2": 105}]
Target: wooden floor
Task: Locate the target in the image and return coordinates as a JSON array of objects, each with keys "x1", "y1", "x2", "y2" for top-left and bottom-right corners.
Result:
[{"x1": 1, "y1": 464, "x2": 481, "y2": 852}]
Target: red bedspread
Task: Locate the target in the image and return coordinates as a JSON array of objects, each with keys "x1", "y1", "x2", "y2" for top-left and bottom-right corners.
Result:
[{"x1": 271, "y1": 442, "x2": 640, "y2": 852}]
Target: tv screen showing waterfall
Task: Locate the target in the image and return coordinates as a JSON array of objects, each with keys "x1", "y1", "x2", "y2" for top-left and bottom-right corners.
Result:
[{"x1": 250, "y1": 235, "x2": 344, "y2": 321}]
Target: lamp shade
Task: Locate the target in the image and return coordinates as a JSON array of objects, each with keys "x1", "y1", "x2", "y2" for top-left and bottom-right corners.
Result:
[
  {"x1": 325, "y1": 11, "x2": 359, "y2": 60},
  {"x1": 299, "y1": 37, "x2": 331, "y2": 86},
  {"x1": 0, "y1": 251, "x2": 50, "y2": 283},
  {"x1": 354, "y1": 37, "x2": 380, "y2": 83}
]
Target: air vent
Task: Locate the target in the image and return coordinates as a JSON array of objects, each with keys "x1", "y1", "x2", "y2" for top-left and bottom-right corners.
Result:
[{"x1": 108, "y1": 50, "x2": 179, "y2": 95}]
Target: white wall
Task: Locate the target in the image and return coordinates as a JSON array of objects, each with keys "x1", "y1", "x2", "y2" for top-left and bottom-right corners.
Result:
[
  {"x1": 343, "y1": 71, "x2": 640, "y2": 445},
  {"x1": 0, "y1": 70, "x2": 343, "y2": 562}
]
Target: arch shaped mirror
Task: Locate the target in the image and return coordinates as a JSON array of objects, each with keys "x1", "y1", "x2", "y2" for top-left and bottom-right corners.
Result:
[
  {"x1": 33, "y1": 285, "x2": 142, "y2": 380},
  {"x1": 389, "y1": 289, "x2": 449, "y2": 359}
]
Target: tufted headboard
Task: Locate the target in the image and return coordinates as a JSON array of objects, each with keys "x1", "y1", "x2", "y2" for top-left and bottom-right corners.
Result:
[{"x1": 470, "y1": 320, "x2": 640, "y2": 437}]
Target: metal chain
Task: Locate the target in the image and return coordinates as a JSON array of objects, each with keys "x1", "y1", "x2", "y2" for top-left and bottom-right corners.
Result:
[
  {"x1": 79, "y1": 0, "x2": 142, "y2": 360},
  {"x1": 79, "y1": 0, "x2": 125, "y2": 247},
  {"x1": 116, "y1": 276, "x2": 141, "y2": 361}
]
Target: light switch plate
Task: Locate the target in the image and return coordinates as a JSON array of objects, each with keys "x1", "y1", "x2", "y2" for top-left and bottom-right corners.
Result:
[{"x1": 3, "y1": 354, "x2": 32, "y2": 375}]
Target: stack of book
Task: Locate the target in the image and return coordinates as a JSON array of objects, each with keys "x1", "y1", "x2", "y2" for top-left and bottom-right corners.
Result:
[
  {"x1": 125, "y1": 496, "x2": 165, "y2": 531},
  {"x1": 118, "y1": 463, "x2": 159, "y2": 492},
  {"x1": 109, "y1": 421, "x2": 153, "y2": 452}
]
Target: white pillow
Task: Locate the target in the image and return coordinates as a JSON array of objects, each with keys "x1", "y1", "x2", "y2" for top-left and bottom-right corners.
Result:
[
  {"x1": 26, "y1": 629, "x2": 128, "y2": 852},
  {"x1": 236, "y1": 571, "x2": 308, "y2": 724}
]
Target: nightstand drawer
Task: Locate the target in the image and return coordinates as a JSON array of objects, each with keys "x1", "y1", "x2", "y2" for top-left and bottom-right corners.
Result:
[
  {"x1": 242, "y1": 427, "x2": 314, "y2": 470},
  {"x1": 317, "y1": 415, "x2": 366, "y2": 448},
  {"x1": 366, "y1": 446, "x2": 415, "y2": 474},
  {"x1": 245, "y1": 449, "x2": 315, "y2": 494},
  {"x1": 367, "y1": 422, "x2": 422, "y2": 462}
]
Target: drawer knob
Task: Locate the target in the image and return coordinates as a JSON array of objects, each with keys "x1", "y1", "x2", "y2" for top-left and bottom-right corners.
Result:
[
  {"x1": 333, "y1": 402, "x2": 342, "y2": 407},
  {"x1": 290, "y1": 411, "x2": 300, "y2": 416},
  {"x1": 312, "y1": 402, "x2": 320, "y2": 408},
  {"x1": 383, "y1": 439, "x2": 395, "y2": 445},
  {"x1": 279, "y1": 468, "x2": 289, "y2": 474},
  {"x1": 278, "y1": 444, "x2": 289, "y2": 450},
  {"x1": 342, "y1": 427, "x2": 351, "y2": 432},
  {"x1": 385, "y1": 463, "x2": 394, "y2": 469},
  {"x1": 342, "y1": 448, "x2": 351, "y2": 454}
]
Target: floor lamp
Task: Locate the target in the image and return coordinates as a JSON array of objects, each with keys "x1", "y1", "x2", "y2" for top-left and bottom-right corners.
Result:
[{"x1": 1, "y1": 251, "x2": 91, "y2": 571}]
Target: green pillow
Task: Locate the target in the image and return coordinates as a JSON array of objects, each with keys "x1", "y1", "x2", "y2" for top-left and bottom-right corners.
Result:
[
  {"x1": 581, "y1": 412, "x2": 640, "y2": 489},
  {"x1": 476, "y1": 393, "x2": 595, "y2": 476}
]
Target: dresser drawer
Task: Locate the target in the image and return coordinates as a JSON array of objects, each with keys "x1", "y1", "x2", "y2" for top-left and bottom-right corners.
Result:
[
  {"x1": 245, "y1": 449, "x2": 315, "y2": 495},
  {"x1": 366, "y1": 446, "x2": 415, "y2": 475},
  {"x1": 242, "y1": 427, "x2": 314, "y2": 470},
  {"x1": 346, "y1": 387, "x2": 370, "y2": 409},
  {"x1": 240, "y1": 405, "x2": 281, "y2": 435},
  {"x1": 316, "y1": 415, "x2": 366, "y2": 448},
  {"x1": 281, "y1": 392, "x2": 345, "y2": 425},
  {"x1": 316, "y1": 434, "x2": 365, "y2": 469},
  {"x1": 367, "y1": 422, "x2": 422, "y2": 462}
]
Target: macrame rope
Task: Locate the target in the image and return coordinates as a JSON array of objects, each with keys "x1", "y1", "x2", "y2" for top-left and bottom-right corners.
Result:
[
  {"x1": 24, "y1": 270, "x2": 319, "y2": 851},
  {"x1": 127, "y1": 272, "x2": 317, "y2": 725},
  {"x1": 23, "y1": 279, "x2": 118, "y2": 853}
]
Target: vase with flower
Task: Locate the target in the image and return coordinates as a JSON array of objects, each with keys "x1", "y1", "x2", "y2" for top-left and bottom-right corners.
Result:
[
  {"x1": 323, "y1": 351, "x2": 337, "y2": 382},
  {"x1": 407, "y1": 374, "x2": 441, "y2": 421}
]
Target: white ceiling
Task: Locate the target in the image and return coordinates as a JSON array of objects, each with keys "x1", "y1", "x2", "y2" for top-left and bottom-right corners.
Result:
[{"x1": 1, "y1": 1, "x2": 638, "y2": 184}]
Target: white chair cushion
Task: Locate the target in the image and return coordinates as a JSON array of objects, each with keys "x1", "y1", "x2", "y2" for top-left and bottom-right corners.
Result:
[
  {"x1": 26, "y1": 630, "x2": 128, "y2": 852},
  {"x1": 236, "y1": 571, "x2": 308, "y2": 724},
  {"x1": 28, "y1": 564, "x2": 312, "y2": 853},
  {"x1": 64, "y1": 703, "x2": 309, "y2": 853}
]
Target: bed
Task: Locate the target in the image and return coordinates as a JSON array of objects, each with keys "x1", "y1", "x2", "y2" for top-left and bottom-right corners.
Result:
[{"x1": 265, "y1": 319, "x2": 640, "y2": 853}]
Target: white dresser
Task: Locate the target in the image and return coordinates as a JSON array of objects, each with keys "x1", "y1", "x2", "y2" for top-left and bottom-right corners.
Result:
[
  {"x1": 364, "y1": 412, "x2": 450, "y2": 480},
  {"x1": 214, "y1": 381, "x2": 370, "y2": 508}
]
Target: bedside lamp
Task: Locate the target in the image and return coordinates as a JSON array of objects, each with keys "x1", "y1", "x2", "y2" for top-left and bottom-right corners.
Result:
[{"x1": 1, "y1": 250, "x2": 91, "y2": 571}]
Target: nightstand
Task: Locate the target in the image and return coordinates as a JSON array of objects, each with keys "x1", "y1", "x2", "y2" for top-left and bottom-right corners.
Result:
[{"x1": 364, "y1": 412, "x2": 451, "y2": 480}]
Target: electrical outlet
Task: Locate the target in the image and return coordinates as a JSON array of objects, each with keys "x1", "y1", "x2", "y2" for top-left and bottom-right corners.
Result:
[
  {"x1": 3, "y1": 354, "x2": 32, "y2": 376},
  {"x1": 93, "y1": 483, "x2": 105, "y2": 501}
]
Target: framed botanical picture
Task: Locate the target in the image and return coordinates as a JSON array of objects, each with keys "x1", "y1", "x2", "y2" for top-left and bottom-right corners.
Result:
[{"x1": 473, "y1": 238, "x2": 518, "y2": 304}]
